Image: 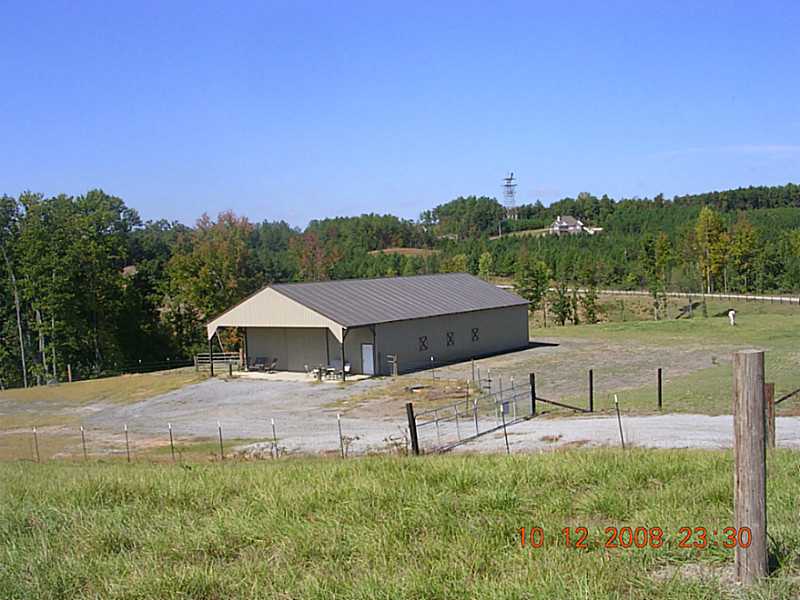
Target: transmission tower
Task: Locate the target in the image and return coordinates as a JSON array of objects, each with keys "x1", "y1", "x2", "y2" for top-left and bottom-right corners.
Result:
[{"x1": 502, "y1": 172, "x2": 518, "y2": 220}]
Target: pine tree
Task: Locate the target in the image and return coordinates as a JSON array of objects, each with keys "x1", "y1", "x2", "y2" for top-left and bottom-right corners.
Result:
[
  {"x1": 478, "y1": 251, "x2": 493, "y2": 280},
  {"x1": 514, "y1": 255, "x2": 550, "y2": 321}
]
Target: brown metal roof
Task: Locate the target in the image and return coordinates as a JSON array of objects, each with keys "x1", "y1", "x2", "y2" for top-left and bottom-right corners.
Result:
[{"x1": 271, "y1": 273, "x2": 528, "y2": 328}]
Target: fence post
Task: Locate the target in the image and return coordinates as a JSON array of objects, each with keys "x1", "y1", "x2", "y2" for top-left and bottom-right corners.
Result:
[
  {"x1": 208, "y1": 338, "x2": 214, "y2": 377},
  {"x1": 33, "y1": 426, "x2": 40, "y2": 463},
  {"x1": 168, "y1": 423, "x2": 176, "y2": 462},
  {"x1": 764, "y1": 383, "x2": 775, "y2": 450},
  {"x1": 657, "y1": 368, "x2": 663, "y2": 411},
  {"x1": 124, "y1": 424, "x2": 131, "y2": 463},
  {"x1": 405, "y1": 402, "x2": 420, "y2": 456},
  {"x1": 733, "y1": 350, "x2": 768, "y2": 585},
  {"x1": 271, "y1": 418, "x2": 279, "y2": 459},
  {"x1": 510, "y1": 376, "x2": 516, "y2": 420},
  {"x1": 337, "y1": 413, "x2": 345, "y2": 458},
  {"x1": 500, "y1": 405, "x2": 510, "y2": 455},
  {"x1": 80, "y1": 425, "x2": 88, "y2": 461},
  {"x1": 498, "y1": 376, "x2": 504, "y2": 420},
  {"x1": 613, "y1": 395, "x2": 625, "y2": 450},
  {"x1": 529, "y1": 373, "x2": 537, "y2": 416},
  {"x1": 67, "y1": 363, "x2": 73, "y2": 383},
  {"x1": 588, "y1": 369, "x2": 594, "y2": 413},
  {"x1": 217, "y1": 421, "x2": 224, "y2": 460},
  {"x1": 228, "y1": 362, "x2": 233, "y2": 377}
]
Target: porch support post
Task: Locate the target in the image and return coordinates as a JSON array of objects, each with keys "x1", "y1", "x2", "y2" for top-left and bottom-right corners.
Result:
[
  {"x1": 341, "y1": 328, "x2": 348, "y2": 381},
  {"x1": 242, "y1": 327, "x2": 249, "y2": 371},
  {"x1": 371, "y1": 325, "x2": 377, "y2": 375},
  {"x1": 208, "y1": 336, "x2": 214, "y2": 377}
]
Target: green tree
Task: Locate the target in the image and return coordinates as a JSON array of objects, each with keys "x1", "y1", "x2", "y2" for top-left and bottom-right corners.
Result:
[
  {"x1": 443, "y1": 253, "x2": 469, "y2": 273},
  {"x1": 640, "y1": 233, "x2": 673, "y2": 320},
  {"x1": 550, "y1": 278, "x2": 572, "y2": 326},
  {"x1": 570, "y1": 287, "x2": 580, "y2": 325},
  {"x1": 729, "y1": 215, "x2": 757, "y2": 291},
  {"x1": 421, "y1": 196, "x2": 505, "y2": 239},
  {"x1": 514, "y1": 255, "x2": 550, "y2": 322},
  {"x1": 0, "y1": 195, "x2": 27, "y2": 387},
  {"x1": 694, "y1": 206, "x2": 725, "y2": 293},
  {"x1": 165, "y1": 211, "x2": 258, "y2": 352},
  {"x1": 580, "y1": 285, "x2": 599, "y2": 324},
  {"x1": 478, "y1": 251, "x2": 494, "y2": 280}
]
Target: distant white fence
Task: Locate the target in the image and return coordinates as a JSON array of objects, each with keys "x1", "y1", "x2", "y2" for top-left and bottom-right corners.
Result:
[
  {"x1": 495, "y1": 284, "x2": 800, "y2": 305},
  {"x1": 590, "y1": 289, "x2": 800, "y2": 305}
]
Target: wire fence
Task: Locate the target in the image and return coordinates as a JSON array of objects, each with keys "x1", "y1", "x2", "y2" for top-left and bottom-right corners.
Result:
[
  {"x1": 414, "y1": 384, "x2": 532, "y2": 453},
  {"x1": 2, "y1": 414, "x2": 410, "y2": 464}
]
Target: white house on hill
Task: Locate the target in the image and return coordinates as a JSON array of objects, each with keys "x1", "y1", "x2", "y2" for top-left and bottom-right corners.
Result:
[
  {"x1": 549, "y1": 215, "x2": 603, "y2": 236},
  {"x1": 549, "y1": 215, "x2": 584, "y2": 235}
]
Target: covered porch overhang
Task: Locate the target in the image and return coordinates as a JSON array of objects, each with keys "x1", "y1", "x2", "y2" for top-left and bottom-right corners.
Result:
[{"x1": 203, "y1": 286, "x2": 375, "y2": 379}]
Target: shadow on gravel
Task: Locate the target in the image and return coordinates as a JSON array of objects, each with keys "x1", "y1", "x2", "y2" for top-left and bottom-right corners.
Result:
[{"x1": 527, "y1": 341, "x2": 559, "y2": 349}]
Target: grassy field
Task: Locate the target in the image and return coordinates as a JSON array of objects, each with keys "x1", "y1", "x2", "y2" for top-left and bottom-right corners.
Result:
[
  {"x1": 0, "y1": 368, "x2": 205, "y2": 418},
  {"x1": 533, "y1": 298, "x2": 800, "y2": 416},
  {"x1": 2, "y1": 450, "x2": 798, "y2": 599}
]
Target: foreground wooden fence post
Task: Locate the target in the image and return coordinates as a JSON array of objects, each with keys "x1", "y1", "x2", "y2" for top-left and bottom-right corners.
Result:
[
  {"x1": 588, "y1": 369, "x2": 594, "y2": 413},
  {"x1": 733, "y1": 350, "x2": 768, "y2": 585},
  {"x1": 529, "y1": 373, "x2": 536, "y2": 416},
  {"x1": 405, "y1": 402, "x2": 420, "y2": 456}
]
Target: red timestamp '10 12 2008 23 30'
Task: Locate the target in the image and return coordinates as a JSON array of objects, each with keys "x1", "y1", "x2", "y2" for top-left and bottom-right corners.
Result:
[{"x1": 519, "y1": 526, "x2": 753, "y2": 550}]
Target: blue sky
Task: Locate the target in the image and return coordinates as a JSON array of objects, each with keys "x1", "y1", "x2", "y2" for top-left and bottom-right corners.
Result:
[{"x1": 1, "y1": 1, "x2": 798, "y2": 227}]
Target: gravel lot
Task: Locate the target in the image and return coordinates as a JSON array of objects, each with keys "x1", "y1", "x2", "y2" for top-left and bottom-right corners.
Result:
[
  {"x1": 449, "y1": 413, "x2": 800, "y2": 454},
  {"x1": 80, "y1": 377, "x2": 800, "y2": 456},
  {"x1": 84, "y1": 378, "x2": 405, "y2": 455},
  {"x1": 4, "y1": 336, "x2": 799, "y2": 458}
]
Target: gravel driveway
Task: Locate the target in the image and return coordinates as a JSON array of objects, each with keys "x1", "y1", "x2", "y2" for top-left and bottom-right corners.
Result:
[
  {"x1": 86, "y1": 377, "x2": 800, "y2": 456},
  {"x1": 85, "y1": 378, "x2": 405, "y2": 455},
  {"x1": 448, "y1": 414, "x2": 800, "y2": 453}
]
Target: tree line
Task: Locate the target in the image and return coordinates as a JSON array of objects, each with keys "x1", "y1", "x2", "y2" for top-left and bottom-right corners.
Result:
[{"x1": 1, "y1": 183, "x2": 799, "y2": 389}]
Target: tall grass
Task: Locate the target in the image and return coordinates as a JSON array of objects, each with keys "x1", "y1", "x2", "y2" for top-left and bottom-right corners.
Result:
[{"x1": 2, "y1": 450, "x2": 798, "y2": 599}]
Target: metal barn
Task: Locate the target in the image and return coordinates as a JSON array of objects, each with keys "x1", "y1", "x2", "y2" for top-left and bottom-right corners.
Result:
[{"x1": 206, "y1": 273, "x2": 530, "y2": 377}]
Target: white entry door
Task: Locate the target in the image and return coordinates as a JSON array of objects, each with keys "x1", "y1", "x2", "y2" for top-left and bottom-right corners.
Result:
[{"x1": 361, "y1": 344, "x2": 375, "y2": 376}]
